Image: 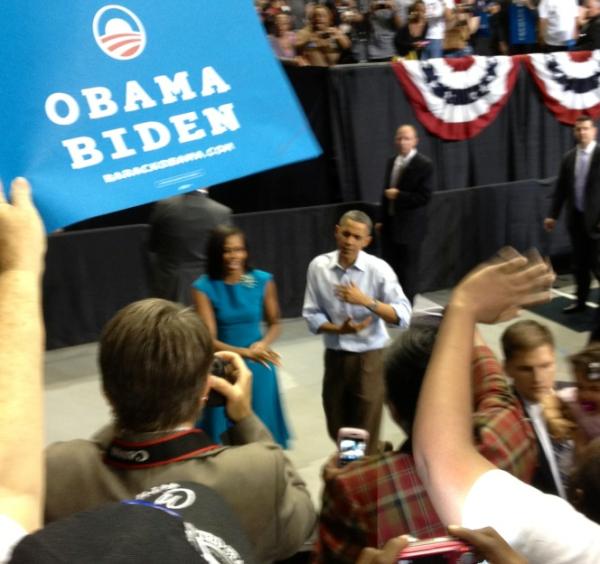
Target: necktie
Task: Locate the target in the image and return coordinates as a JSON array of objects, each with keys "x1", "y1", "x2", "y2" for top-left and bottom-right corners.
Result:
[
  {"x1": 575, "y1": 149, "x2": 588, "y2": 212},
  {"x1": 388, "y1": 157, "x2": 405, "y2": 215}
]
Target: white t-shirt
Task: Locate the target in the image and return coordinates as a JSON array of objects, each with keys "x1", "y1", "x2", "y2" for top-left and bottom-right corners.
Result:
[
  {"x1": 538, "y1": 0, "x2": 578, "y2": 46},
  {"x1": 0, "y1": 515, "x2": 26, "y2": 563},
  {"x1": 462, "y1": 469, "x2": 600, "y2": 563},
  {"x1": 424, "y1": 0, "x2": 455, "y2": 40}
]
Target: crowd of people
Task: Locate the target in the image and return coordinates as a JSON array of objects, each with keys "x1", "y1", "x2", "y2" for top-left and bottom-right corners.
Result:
[
  {"x1": 257, "y1": 0, "x2": 600, "y2": 65},
  {"x1": 2, "y1": 165, "x2": 600, "y2": 562},
  {"x1": 3, "y1": 2, "x2": 600, "y2": 562}
]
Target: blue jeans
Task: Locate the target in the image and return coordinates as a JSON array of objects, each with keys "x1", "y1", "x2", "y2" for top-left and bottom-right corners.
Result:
[
  {"x1": 421, "y1": 38, "x2": 443, "y2": 59},
  {"x1": 445, "y1": 45, "x2": 474, "y2": 58}
]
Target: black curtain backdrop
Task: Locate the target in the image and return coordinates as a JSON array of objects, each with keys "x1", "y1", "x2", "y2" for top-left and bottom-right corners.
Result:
[
  {"x1": 44, "y1": 225, "x2": 152, "y2": 349},
  {"x1": 328, "y1": 63, "x2": 575, "y2": 203},
  {"x1": 67, "y1": 62, "x2": 577, "y2": 230},
  {"x1": 44, "y1": 180, "x2": 570, "y2": 349}
]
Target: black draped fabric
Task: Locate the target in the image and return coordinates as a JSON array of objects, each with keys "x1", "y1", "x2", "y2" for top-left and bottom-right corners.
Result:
[
  {"x1": 328, "y1": 64, "x2": 575, "y2": 203},
  {"x1": 44, "y1": 225, "x2": 152, "y2": 349},
  {"x1": 65, "y1": 64, "x2": 579, "y2": 228},
  {"x1": 205, "y1": 65, "x2": 339, "y2": 212},
  {"x1": 418, "y1": 179, "x2": 569, "y2": 292},
  {"x1": 44, "y1": 181, "x2": 570, "y2": 348}
]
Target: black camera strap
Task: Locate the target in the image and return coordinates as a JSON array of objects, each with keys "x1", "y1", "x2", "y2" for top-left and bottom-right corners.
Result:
[{"x1": 104, "y1": 429, "x2": 221, "y2": 469}]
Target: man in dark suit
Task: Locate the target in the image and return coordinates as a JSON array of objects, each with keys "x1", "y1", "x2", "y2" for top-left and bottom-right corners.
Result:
[
  {"x1": 501, "y1": 319, "x2": 571, "y2": 498},
  {"x1": 576, "y1": 0, "x2": 600, "y2": 51},
  {"x1": 544, "y1": 115, "x2": 600, "y2": 313},
  {"x1": 148, "y1": 189, "x2": 232, "y2": 305},
  {"x1": 379, "y1": 124, "x2": 434, "y2": 304}
]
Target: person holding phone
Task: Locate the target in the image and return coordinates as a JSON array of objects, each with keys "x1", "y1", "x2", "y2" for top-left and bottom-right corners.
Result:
[
  {"x1": 313, "y1": 313, "x2": 538, "y2": 563},
  {"x1": 192, "y1": 225, "x2": 290, "y2": 448},
  {"x1": 356, "y1": 527, "x2": 526, "y2": 564}
]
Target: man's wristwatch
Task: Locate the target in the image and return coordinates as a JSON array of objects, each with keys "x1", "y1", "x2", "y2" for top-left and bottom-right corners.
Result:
[{"x1": 366, "y1": 298, "x2": 379, "y2": 312}]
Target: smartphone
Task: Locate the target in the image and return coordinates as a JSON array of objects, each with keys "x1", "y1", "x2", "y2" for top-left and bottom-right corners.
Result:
[
  {"x1": 337, "y1": 427, "x2": 369, "y2": 466},
  {"x1": 397, "y1": 537, "x2": 477, "y2": 564},
  {"x1": 205, "y1": 357, "x2": 234, "y2": 407}
]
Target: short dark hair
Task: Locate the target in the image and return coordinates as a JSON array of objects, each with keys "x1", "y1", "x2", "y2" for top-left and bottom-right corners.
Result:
[
  {"x1": 384, "y1": 321, "x2": 439, "y2": 432},
  {"x1": 100, "y1": 299, "x2": 213, "y2": 432},
  {"x1": 338, "y1": 210, "x2": 373, "y2": 234},
  {"x1": 575, "y1": 115, "x2": 596, "y2": 127},
  {"x1": 501, "y1": 320, "x2": 554, "y2": 362},
  {"x1": 206, "y1": 225, "x2": 249, "y2": 280}
]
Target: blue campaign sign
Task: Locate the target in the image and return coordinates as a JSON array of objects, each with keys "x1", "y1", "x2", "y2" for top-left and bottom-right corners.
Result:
[{"x1": 0, "y1": 1, "x2": 321, "y2": 231}]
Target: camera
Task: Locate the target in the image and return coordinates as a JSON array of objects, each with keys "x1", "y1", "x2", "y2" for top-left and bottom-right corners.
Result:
[{"x1": 206, "y1": 357, "x2": 235, "y2": 407}]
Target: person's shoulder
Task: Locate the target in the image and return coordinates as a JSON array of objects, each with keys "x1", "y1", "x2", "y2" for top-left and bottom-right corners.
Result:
[
  {"x1": 205, "y1": 197, "x2": 232, "y2": 214},
  {"x1": 328, "y1": 451, "x2": 415, "y2": 492},
  {"x1": 309, "y1": 251, "x2": 335, "y2": 270},
  {"x1": 46, "y1": 438, "x2": 102, "y2": 470},
  {"x1": 249, "y1": 269, "x2": 273, "y2": 283},
  {"x1": 192, "y1": 274, "x2": 213, "y2": 291},
  {"x1": 363, "y1": 251, "x2": 396, "y2": 273},
  {"x1": 204, "y1": 440, "x2": 291, "y2": 477},
  {"x1": 414, "y1": 152, "x2": 433, "y2": 166}
]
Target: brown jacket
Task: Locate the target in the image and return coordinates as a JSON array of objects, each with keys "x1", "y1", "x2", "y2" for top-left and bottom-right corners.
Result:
[{"x1": 45, "y1": 415, "x2": 316, "y2": 563}]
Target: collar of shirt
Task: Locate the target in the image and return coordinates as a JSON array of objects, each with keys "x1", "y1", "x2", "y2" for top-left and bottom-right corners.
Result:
[
  {"x1": 396, "y1": 149, "x2": 417, "y2": 167},
  {"x1": 330, "y1": 250, "x2": 367, "y2": 272},
  {"x1": 578, "y1": 140, "x2": 597, "y2": 156}
]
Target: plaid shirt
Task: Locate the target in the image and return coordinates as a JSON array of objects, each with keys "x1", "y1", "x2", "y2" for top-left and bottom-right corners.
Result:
[
  {"x1": 472, "y1": 345, "x2": 538, "y2": 483},
  {"x1": 313, "y1": 449, "x2": 445, "y2": 564},
  {"x1": 313, "y1": 345, "x2": 538, "y2": 564}
]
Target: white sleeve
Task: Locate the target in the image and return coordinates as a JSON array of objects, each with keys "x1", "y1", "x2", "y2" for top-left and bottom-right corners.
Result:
[
  {"x1": 0, "y1": 515, "x2": 26, "y2": 562},
  {"x1": 462, "y1": 470, "x2": 600, "y2": 564},
  {"x1": 538, "y1": 0, "x2": 548, "y2": 18}
]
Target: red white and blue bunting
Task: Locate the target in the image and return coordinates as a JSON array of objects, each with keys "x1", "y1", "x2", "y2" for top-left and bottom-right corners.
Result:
[
  {"x1": 524, "y1": 51, "x2": 600, "y2": 125},
  {"x1": 392, "y1": 56, "x2": 519, "y2": 141}
]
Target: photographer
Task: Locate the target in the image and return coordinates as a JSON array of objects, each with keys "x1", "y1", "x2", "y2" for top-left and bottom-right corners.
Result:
[
  {"x1": 394, "y1": 0, "x2": 429, "y2": 58},
  {"x1": 335, "y1": 0, "x2": 369, "y2": 62},
  {"x1": 444, "y1": 0, "x2": 479, "y2": 57},
  {"x1": 296, "y1": 4, "x2": 352, "y2": 65},
  {"x1": 422, "y1": 0, "x2": 455, "y2": 59},
  {"x1": 366, "y1": 0, "x2": 403, "y2": 61},
  {"x1": 44, "y1": 299, "x2": 316, "y2": 562}
]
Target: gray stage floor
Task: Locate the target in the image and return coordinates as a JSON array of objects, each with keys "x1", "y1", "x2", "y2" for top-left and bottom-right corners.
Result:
[{"x1": 44, "y1": 280, "x2": 588, "y2": 509}]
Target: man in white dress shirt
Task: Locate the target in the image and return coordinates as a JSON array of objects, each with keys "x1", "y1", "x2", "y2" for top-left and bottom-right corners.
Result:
[{"x1": 302, "y1": 210, "x2": 411, "y2": 453}]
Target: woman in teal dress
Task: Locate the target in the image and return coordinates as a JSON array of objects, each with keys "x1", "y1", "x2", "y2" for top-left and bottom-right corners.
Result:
[{"x1": 192, "y1": 225, "x2": 290, "y2": 447}]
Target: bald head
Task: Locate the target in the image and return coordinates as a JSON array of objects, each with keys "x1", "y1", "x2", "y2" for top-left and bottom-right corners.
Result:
[{"x1": 395, "y1": 125, "x2": 418, "y2": 156}]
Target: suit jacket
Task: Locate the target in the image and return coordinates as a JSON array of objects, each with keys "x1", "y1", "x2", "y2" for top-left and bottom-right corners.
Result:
[
  {"x1": 44, "y1": 415, "x2": 316, "y2": 563},
  {"x1": 549, "y1": 144, "x2": 600, "y2": 238},
  {"x1": 148, "y1": 191, "x2": 232, "y2": 305},
  {"x1": 576, "y1": 15, "x2": 600, "y2": 51},
  {"x1": 380, "y1": 152, "x2": 434, "y2": 245}
]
